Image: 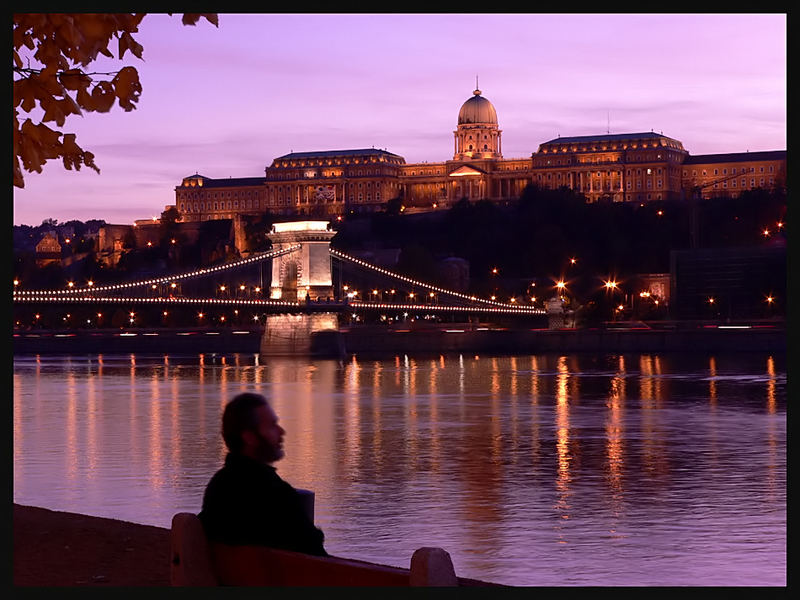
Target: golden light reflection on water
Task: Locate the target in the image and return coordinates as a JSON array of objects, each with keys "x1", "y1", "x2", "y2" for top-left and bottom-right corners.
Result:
[
  {"x1": 65, "y1": 369, "x2": 78, "y2": 486},
  {"x1": 12, "y1": 351, "x2": 786, "y2": 585},
  {"x1": 765, "y1": 355, "x2": 778, "y2": 501},
  {"x1": 530, "y1": 355, "x2": 542, "y2": 470},
  {"x1": 709, "y1": 356, "x2": 718, "y2": 406},
  {"x1": 606, "y1": 357, "x2": 625, "y2": 491},
  {"x1": 554, "y1": 355, "x2": 572, "y2": 540},
  {"x1": 639, "y1": 354, "x2": 669, "y2": 481}
]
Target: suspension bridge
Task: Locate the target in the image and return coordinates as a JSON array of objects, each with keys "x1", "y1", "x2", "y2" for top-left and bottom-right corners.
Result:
[{"x1": 13, "y1": 221, "x2": 550, "y2": 355}]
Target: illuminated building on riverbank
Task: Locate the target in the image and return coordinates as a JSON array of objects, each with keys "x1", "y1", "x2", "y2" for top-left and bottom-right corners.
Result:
[{"x1": 173, "y1": 86, "x2": 786, "y2": 221}]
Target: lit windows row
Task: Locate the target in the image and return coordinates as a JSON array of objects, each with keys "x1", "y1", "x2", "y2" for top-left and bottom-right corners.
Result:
[{"x1": 685, "y1": 165, "x2": 773, "y2": 177}]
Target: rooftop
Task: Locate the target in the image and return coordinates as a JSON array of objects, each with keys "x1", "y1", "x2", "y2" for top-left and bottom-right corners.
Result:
[{"x1": 683, "y1": 150, "x2": 786, "y2": 164}]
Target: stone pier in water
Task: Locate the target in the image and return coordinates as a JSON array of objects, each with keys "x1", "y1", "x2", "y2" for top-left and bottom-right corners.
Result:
[{"x1": 260, "y1": 313, "x2": 345, "y2": 358}]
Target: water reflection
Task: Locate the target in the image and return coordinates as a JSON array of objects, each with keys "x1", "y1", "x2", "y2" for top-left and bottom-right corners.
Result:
[{"x1": 13, "y1": 351, "x2": 786, "y2": 586}]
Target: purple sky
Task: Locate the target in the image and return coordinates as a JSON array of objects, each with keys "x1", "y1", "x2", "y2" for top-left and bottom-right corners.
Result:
[{"x1": 13, "y1": 13, "x2": 786, "y2": 226}]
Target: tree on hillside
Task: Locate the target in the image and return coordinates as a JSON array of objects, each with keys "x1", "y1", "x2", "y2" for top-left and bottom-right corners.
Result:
[{"x1": 13, "y1": 13, "x2": 218, "y2": 188}]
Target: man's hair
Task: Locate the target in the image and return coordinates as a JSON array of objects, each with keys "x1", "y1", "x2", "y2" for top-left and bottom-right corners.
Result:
[{"x1": 221, "y1": 392, "x2": 268, "y2": 453}]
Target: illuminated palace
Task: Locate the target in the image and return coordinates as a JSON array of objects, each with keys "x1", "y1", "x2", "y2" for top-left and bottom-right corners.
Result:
[{"x1": 172, "y1": 86, "x2": 786, "y2": 221}]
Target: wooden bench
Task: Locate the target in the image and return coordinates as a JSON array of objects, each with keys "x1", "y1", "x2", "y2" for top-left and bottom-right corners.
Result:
[{"x1": 170, "y1": 504, "x2": 499, "y2": 586}]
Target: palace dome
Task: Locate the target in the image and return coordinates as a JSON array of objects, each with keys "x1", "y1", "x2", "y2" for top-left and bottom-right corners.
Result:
[{"x1": 458, "y1": 89, "x2": 497, "y2": 125}]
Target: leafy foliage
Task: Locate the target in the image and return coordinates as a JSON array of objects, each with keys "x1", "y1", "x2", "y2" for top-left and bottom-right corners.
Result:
[{"x1": 13, "y1": 13, "x2": 218, "y2": 188}]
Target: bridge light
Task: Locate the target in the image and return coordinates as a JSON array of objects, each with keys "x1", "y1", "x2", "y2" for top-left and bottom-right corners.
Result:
[{"x1": 67, "y1": 281, "x2": 74, "y2": 288}]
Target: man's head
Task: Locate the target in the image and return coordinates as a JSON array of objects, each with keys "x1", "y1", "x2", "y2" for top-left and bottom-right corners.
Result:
[{"x1": 221, "y1": 392, "x2": 285, "y2": 463}]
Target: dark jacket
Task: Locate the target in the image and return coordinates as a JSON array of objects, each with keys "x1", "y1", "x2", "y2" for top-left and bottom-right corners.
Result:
[{"x1": 198, "y1": 453, "x2": 327, "y2": 556}]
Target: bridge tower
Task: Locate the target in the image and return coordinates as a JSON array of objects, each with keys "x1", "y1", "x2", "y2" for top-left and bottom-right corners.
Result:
[{"x1": 266, "y1": 221, "x2": 336, "y2": 302}]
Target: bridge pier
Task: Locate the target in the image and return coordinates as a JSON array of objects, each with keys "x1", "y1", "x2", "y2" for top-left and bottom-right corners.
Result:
[{"x1": 260, "y1": 313, "x2": 345, "y2": 358}]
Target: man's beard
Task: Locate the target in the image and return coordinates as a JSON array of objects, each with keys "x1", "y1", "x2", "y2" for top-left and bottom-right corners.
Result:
[{"x1": 254, "y1": 431, "x2": 284, "y2": 463}]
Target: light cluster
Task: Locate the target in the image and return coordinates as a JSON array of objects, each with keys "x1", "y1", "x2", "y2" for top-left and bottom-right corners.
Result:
[
  {"x1": 13, "y1": 245, "x2": 301, "y2": 297},
  {"x1": 330, "y1": 248, "x2": 538, "y2": 310}
]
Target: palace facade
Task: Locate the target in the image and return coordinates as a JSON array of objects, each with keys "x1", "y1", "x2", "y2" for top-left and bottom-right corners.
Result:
[{"x1": 172, "y1": 87, "x2": 786, "y2": 222}]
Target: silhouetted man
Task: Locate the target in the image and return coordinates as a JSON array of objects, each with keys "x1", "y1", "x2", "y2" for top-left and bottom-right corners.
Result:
[{"x1": 199, "y1": 392, "x2": 327, "y2": 556}]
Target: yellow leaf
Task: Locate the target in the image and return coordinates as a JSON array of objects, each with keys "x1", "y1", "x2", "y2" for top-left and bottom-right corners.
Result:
[
  {"x1": 112, "y1": 66, "x2": 141, "y2": 111},
  {"x1": 118, "y1": 31, "x2": 144, "y2": 60},
  {"x1": 91, "y1": 81, "x2": 115, "y2": 112},
  {"x1": 41, "y1": 97, "x2": 67, "y2": 126}
]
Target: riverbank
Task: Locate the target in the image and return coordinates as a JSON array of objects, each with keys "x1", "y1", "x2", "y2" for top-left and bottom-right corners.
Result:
[
  {"x1": 13, "y1": 504, "x2": 171, "y2": 586},
  {"x1": 12, "y1": 322, "x2": 786, "y2": 356}
]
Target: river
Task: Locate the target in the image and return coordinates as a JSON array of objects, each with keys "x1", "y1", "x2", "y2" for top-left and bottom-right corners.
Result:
[{"x1": 12, "y1": 351, "x2": 786, "y2": 586}]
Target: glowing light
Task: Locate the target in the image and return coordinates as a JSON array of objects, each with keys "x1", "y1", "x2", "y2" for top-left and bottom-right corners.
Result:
[
  {"x1": 604, "y1": 280, "x2": 619, "y2": 290},
  {"x1": 708, "y1": 297, "x2": 715, "y2": 304},
  {"x1": 556, "y1": 281, "x2": 566, "y2": 290},
  {"x1": 763, "y1": 228, "x2": 770, "y2": 237},
  {"x1": 766, "y1": 295, "x2": 774, "y2": 304},
  {"x1": 272, "y1": 221, "x2": 330, "y2": 233}
]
